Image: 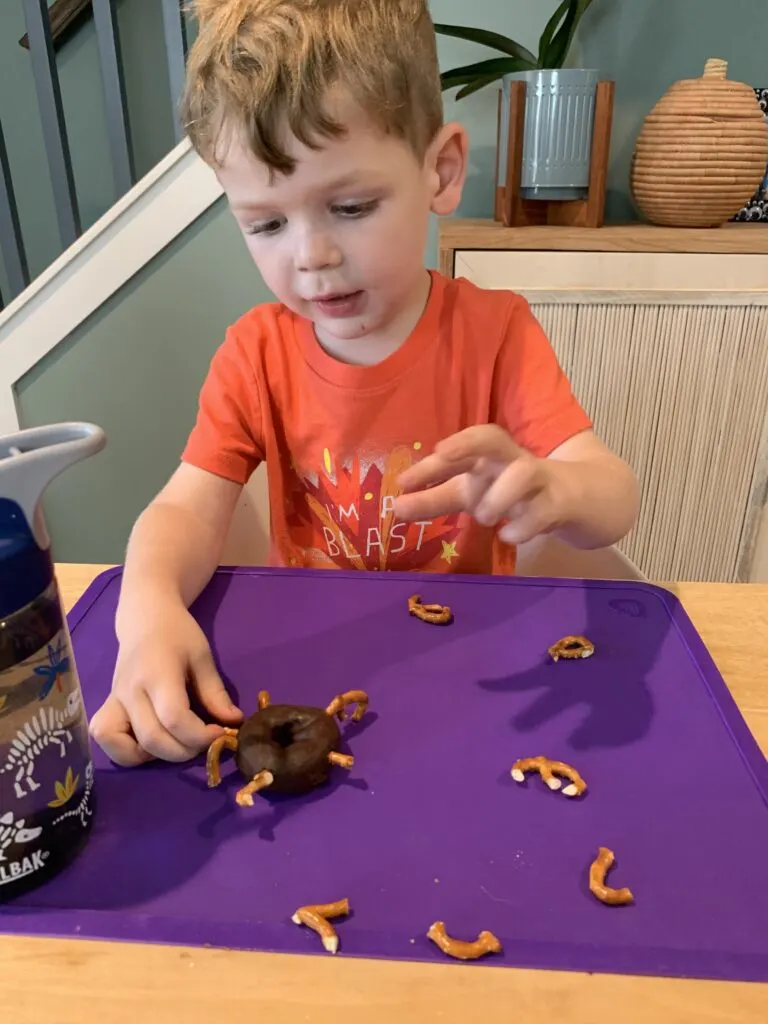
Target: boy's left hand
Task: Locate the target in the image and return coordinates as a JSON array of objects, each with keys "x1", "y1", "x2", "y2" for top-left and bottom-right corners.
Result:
[{"x1": 394, "y1": 425, "x2": 573, "y2": 546}]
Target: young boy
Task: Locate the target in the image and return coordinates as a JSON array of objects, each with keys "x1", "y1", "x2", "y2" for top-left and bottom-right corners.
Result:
[{"x1": 90, "y1": 0, "x2": 639, "y2": 768}]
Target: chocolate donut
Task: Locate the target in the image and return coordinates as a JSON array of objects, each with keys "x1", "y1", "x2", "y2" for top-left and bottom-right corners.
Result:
[
  {"x1": 235, "y1": 704, "x2": 342, "y2": 795},
  {"x1": 206, "y1": 690, "x2": 368, "y2": 806}
]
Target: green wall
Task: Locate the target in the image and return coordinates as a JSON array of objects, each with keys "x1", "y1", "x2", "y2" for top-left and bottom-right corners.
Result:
[
  {"x1": 0, "y1": 0, "x2": 178, "y2": 301},
  {"x1": 434, "y1": 0, "x2": 768, "y2": 223},
  {"x1": 13, "y1": 0, "x2": 768, "y2": 562},
  {"x1": 16, "y1": 200, "x2": 267, "y2": 563},
  {"x1": 577, "y1": 0, "x2": 768, "y2": 221}
]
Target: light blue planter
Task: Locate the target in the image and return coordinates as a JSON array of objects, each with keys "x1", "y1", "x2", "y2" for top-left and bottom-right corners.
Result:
[{"x1": 498, "y1": 69, "x2": 599, "y2": 201}]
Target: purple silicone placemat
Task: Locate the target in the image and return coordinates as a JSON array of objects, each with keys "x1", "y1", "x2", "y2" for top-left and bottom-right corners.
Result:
[{"x1": 2, "y1": 567, "x2": 768, "y2": 982}]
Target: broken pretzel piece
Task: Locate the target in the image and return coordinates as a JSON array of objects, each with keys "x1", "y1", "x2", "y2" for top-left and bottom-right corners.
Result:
[
  {"x1": 427, "y1": 921, "x2": 502, "y2": 961},
  {"x1": 325, "y1": 690, "x2": 368, "y2": 722},
  {"x1": 408, "y1": 594, "x2": 453, "y2": 626},
  {"x1": 511, "y1": 756, "x2": 587, "y2": 798},
  {"x1": 589, "y1": 847, "x2": 634, "y2": 906},
  {"x1": 548, "y1": 635, "x2": 595, "y2": 662},
  {"x1": 292, "y1": 898, "x2": 350, "y2": 954}
]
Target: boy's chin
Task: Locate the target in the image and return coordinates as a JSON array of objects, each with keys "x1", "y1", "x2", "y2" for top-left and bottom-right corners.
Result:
[{"x1": 317, "y1": 318, "x2": 373, "y2": 342}]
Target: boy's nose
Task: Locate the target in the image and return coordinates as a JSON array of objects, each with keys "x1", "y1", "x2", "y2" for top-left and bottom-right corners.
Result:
[{"x1": 295, "y1": 232, "x2": 342, "y2": 272}]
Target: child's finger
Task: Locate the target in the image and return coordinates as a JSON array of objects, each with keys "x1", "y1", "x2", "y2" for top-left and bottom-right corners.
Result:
[
  {"x1": 127, "y1": 688, "x2": 200, "y2": 763},
  {"x1": 394, "y1": 476, "x2": 467, "y2": 521},
  {"x1": 192, "y1": 649, "x2": 243, "y2": 726},
  {"x1": 435, "y1": 425, "x2": 523, "y2": 465},
  {"x1": 89, "y1": 695, "x2": 153, "y2": 768},
  {"x1": 463, "y1": 459, "x2": 499, "y2": 515},
  {"x1": 474, "y1": 458, "x2": 543, "y2": 527},
  {"x1": 398, "y1": 452, "x2": 476, "y2": 493},
  {"x1": 498, "y1": 495, "x2": 552, "y2": 546},
  {"x1": 153, "y1": 688, "x2": 226, "y2": 753}
]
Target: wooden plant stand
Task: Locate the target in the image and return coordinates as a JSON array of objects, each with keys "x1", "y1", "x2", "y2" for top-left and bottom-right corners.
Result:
[{"x1": 494, "y1": 80, "x2": 615, "y2": 229}]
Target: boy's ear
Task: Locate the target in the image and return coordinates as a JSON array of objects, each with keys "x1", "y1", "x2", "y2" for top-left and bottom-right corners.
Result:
[{"x1": 428, "y1": 122, "x2": 469, "y2": 216}]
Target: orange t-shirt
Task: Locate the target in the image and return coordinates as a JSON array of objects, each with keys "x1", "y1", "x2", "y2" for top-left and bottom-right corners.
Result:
[{"x1": 182, "y1": 271, "x2": 590, "y2": 574}]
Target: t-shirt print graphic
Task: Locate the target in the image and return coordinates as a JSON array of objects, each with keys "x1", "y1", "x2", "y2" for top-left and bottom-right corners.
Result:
[{"x1": 286, "y1": 442, "x2": 462, "y2": 572}]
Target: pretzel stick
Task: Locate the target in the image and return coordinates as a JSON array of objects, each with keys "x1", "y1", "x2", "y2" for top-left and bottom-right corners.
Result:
[
  {"x1": 408, "y1": 594, "x2": 453, "y2": 625},
  {"x1": 511, "y1": 756, "x2": 587, "y2": 798},
  {"x1": 235, "y1": 769, "x2": 274, "y2": 807},
  {"x1": 206, "y1": 729, "x2": 239, "y2": 787},
  {"x1": 328, "y1": 751, "x2": 355, "y2": 769},
  {"x1": 292, "y1": 898, "x2": 350, "y2": 954},
  {"x1": 548, "y1": 635, "x2": 595, "y2": 662},
  {"x1": 258, "y1": 690, "x2": 271, "y2": 709},
  {"x1": 325, "y1": 690, "x2": 369, "y2": 722},
  {"x1": 427, "y1": 921, "x2": 502, "y2": 961},
  {"x1": 589, "y1": 847, "x2": 634, "y2": 906}
]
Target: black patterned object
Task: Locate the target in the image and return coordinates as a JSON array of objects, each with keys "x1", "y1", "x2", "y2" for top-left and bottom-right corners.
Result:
[{"x1": 732, "y1": 88, "x2": 768, "y2": 222}]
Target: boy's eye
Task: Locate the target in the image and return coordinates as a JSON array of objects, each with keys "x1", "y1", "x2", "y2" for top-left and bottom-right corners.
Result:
[
  {"x1": 245, "y1": 217, "x2": 284, "y2": 236},
  {"x1": 332, "y1": 200, "x2": 379, "y2": 219}
]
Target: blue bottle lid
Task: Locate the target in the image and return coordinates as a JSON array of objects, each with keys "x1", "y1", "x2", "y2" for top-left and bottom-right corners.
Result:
[{"x1": 0, "y1": 498, "x2": 53, "y2": 620}]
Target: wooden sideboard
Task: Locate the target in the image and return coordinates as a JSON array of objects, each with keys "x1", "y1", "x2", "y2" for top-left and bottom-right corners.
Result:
[{"x1": 439, "y1": 220, "x2": 768, "y2": 583}]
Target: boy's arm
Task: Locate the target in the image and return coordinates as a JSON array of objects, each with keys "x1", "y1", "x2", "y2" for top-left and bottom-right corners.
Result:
[
  {"x1": 395, "y1": 424, "x2": 638, "y2": 550},
  {"x1": 396, "y1": 294, "x2": 638, "y2": 550},
  {"x1": 93, "y1": 312, "x2": 265, "y2": 767},
  {"x1": 545, "y1": 429, "x2": 639, "y2": 550},
  {"x1": 116, "y1": 462, "x2": 242, "y2": 640},
  {"x1": 90, "y1": 464, "x2": 244, "y2": 767}
]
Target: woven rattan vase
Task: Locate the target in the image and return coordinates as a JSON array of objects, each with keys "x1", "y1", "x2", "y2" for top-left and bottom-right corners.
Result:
[{"x1": 631, "y1": 58, "x2": 768, "y2": 227}]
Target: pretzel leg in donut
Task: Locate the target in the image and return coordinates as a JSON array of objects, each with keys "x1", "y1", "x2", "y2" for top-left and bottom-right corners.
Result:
[
  {"x1": 325, "y1": 690, "x2": 369, "y2": 722},
  {"x1": 235, "y1": 769, "x2": 274, "y2": 807},
  {"x1": 206, "y1": 729, "x2": 239, "y2": 788},
  {"x1": 328, "y1": 751, "x2": 355, "y2": 769}
]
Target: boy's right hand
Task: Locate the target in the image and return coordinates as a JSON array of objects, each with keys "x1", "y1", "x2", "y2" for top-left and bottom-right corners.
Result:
[{"x1": 89, "y1": 603, "x2": 243, "y2": 767}]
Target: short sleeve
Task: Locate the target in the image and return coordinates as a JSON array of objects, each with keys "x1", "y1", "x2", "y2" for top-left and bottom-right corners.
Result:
[
  {"x1": 182, "y1": 326, "x2": 265, "y2": 484},
  {"x1": 491, "y1": 296, "x2": 591, "y2": 458}
]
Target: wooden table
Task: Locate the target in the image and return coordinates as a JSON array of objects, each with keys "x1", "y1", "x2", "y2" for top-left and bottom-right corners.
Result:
[{"x1": 2, "y1": 565, "x2": 767, "y2": 1024}]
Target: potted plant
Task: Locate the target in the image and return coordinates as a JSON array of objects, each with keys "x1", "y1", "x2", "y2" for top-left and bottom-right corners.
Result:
[{"x1": 436, "y1": 0, "x2": 600, "y2": 203}]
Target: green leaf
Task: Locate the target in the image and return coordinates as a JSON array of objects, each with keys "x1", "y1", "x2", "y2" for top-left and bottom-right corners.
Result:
[
  {"x1": 455, "y1": 76, "x2": 506, "y2": 101},
  {"x1": 537, "y1": 0, "x2": 571, "y2": 68},
  {"x1": 440, "y1": 57, "x2": 534, "y2": 92},
  {"x1": 541, "y1": 0, "x2": 596, "y2": 69},
  {"x1": 433, "y1": 23, "x2": 537, "y2": 65}
]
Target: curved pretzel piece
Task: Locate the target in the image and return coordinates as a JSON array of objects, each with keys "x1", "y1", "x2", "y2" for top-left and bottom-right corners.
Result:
[
  {"x1": 325, "y1": 690, "x2": 369, "y2": 722},
  {"x1": 206, "y1": 728, "x2": 239, "y2": 788},
  {"x1": 511, "y1": 756, "x2": 587, "y2": 798},
  {"x1": 589, "y1": 847, "x2": 634, "y2": 906},
  {"x1": 408, "y1": 594, "x2": 453, "y2": 626},
  {"x1": 235, "y1": 769, "x2": 274, "y2": 807},
  {"x1": 427, "y1": 921, "x2": 502, "y2": 961},
  {"x1": 548, "y1": 635, "x2": 595, "y2": 662},
  {"x1": 292, "y1": 898, "x2": 350, "y2": 954},
  {"x1": 258, "y1": 690, "x2": 271, "y2": 709},
  {"x1": 328, "y1": 752, "x2": 355, "y2": 769}
]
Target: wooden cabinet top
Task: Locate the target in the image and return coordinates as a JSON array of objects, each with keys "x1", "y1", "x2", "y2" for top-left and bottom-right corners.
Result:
[{"x1": 439, "y1": 219, "x2": 768, "y2": 269}]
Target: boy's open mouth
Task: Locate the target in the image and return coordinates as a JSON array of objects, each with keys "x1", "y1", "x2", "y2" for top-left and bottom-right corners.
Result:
[{"x1": 312, "y1": 291, "x2": 365, "y2": 318}]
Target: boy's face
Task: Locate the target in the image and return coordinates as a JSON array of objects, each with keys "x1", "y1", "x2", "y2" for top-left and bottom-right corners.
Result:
[{"x1": 216, "y1": 94, "x2": 466, "y2": 362}]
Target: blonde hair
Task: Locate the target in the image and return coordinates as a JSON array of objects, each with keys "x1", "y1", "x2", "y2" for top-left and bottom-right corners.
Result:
[{"x1": 182, "y1": 0, "x2": 444, "y2": 173}]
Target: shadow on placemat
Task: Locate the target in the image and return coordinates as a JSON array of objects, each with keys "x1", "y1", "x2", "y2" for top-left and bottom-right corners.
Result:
[{"x1": 478, "y1": 588, "x2": 665, "y2": 749}]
